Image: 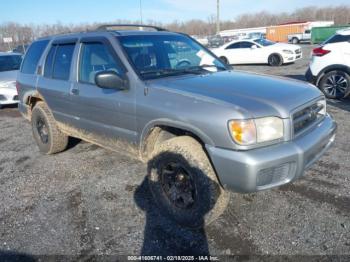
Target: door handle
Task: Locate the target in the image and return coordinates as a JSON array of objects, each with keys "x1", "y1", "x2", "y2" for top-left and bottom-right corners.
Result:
[{"x1": 70, "y1": 88, "x2": 79, "y2": 95}]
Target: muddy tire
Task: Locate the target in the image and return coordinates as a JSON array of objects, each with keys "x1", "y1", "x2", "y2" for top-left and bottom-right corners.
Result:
[
  {"x1": 148, "y1": 136, "x2": 230, "y2": 228},
  {"x1": 31, "y1": 102, "x2": 68, "y2": 154}
]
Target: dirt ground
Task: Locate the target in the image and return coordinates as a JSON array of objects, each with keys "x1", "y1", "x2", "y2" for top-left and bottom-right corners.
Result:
[{"x1": 0, "y1": 45, "x2": 349, "y2": 259}]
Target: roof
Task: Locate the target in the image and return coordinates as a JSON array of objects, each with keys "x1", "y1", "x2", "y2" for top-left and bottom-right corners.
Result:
[
  {"x1": 36, "y1": 28, "x2": 181, "y2": 42},
  {"x1": 337, "y1": 28, "x2": 350, "y2": 35}
]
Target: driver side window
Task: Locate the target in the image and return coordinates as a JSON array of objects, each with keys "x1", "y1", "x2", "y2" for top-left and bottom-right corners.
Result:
[
  {"x1": 226, "y1": 43, "x2": 240, "y2": 49},
  {"x1": 79, "y1": 42, "x2": 123, "y2": 85}
]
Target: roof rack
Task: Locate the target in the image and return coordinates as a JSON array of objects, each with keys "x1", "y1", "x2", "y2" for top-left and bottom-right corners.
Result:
[{"x1": 96, "y1": 24, "x2": 167, "y2": 32}]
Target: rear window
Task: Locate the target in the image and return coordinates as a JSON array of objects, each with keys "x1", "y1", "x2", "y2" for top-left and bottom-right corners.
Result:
[
  {"x1": 0, "y1": 55, "x2": 22, "y2": 72},
  {"x1": 20, "y1": 40, "x2": 49, "y2": 74},
  {"x1": 324, "y1": 34, "x2": 350, "y2": 44}
]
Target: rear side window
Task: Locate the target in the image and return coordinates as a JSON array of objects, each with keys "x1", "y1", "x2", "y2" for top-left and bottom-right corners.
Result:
[
  {"x1": 21, "y1": 40, "x2": 49, "y2": 74},
  {"x1": 79, "y1": 42, "x2": 123, "y2": 84},
  {"x1": 0, "y1": 55, "x2": 22, "y2": 72},
  {"x1": 324, "y1": 34, "x2": 350, "y2": 44},
  {"x1": 226, "y1": 43, "x2": 240, "y2": 49},
  {"x1": 46, "y1": 44, "x2": 75, "y2": 80}
]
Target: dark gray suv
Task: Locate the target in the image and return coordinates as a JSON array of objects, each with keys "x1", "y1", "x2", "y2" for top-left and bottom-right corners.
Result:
[{"x1": 17, "y1": 25, "x2": 336, "y2": 227}]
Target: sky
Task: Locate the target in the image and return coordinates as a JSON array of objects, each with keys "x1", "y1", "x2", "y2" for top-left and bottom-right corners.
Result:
[{"x1": 1, "y1": 0, "x2": 349, "y2": 25}]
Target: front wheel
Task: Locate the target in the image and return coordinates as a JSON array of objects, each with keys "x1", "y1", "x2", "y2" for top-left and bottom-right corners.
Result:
[
  {"x1": 319, "y1": 70, "x2": 350, "y2": 99},
  {"x1": 292, "y1": 38, "x2": 299, "y2": 44},
  {"x1": 148, "y1": 136, "x2": 230, "y2": 228},
  {"x1": 268, "y1": 54, "x2": 283, "y2": 66}
]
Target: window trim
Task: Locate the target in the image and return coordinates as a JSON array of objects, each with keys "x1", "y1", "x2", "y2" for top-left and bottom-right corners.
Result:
[
  {"x1": 77, "y1": 37, "x2": 127, "y2": 86},
  {"x1": 43, "y1": 44, "x2": 57, "y2": 78}
]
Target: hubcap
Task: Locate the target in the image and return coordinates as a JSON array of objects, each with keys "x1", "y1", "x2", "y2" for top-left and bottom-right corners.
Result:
[
  {"x1": 36, "y1": 117, "x2": 49, "y2": 144},
  {"x1": 160, "y1": 162, "x2": 196, "y2": 209},
  {"x1": 270, "y1": 55, "x2": 279, "y2": 66},
  {"x1": 323, "y1": 74, "x2": 348, "y2": 97}
]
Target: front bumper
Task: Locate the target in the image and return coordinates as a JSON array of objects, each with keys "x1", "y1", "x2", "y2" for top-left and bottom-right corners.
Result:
[
  {"x1": 283, "y1": 53, "x2": 302, "y2": 63},
  {"x1": 206, "y1": 115, "x2": 336, "y2": 193}
]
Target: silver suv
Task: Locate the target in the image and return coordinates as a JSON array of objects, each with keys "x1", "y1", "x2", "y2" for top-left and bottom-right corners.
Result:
[{"x1": 17, "y1": 25, "x2": 336, "y2": 227}]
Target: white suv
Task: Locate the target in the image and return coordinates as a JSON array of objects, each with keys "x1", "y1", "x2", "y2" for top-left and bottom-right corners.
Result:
[{"x1": 306, "y1": 28, "x2": 350, "y2": 99}]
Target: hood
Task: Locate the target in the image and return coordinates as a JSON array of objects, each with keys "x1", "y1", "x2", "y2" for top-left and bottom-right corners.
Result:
[
  {"x1": 147, "y1": 70, "x2": 323, "y2": 119},
  {"x1": 0, "y1": 70, "x2": 18, "y2": 83},
  {"x1": 272, "y1": 43, "x2": 300, "y2": 51}
]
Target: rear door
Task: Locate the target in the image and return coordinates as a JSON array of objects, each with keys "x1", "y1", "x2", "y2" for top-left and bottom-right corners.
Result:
[
  {"x1": 69, "y1": 37, "x2": 137, "y2": 142},
  {"x1": 36, "y1": 39, "x2": 77, "y2": 125}
]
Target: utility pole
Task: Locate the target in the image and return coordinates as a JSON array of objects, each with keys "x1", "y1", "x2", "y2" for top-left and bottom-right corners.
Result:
[
  {"x1": 139, "y1": 0, "x2": 143, "y2": 24},
  {"x1": 216, "y1": 0, "x2": 220, "y2": 35}
]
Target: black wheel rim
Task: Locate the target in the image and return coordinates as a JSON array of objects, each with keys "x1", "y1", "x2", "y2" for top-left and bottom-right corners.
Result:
[
  {"x1": 160, "y1": 162, "x2": 196, "y2": 209},
  {"x1": 36, "y1": 117, "x2": 49, "y2": 144},
  {"x1": 323, "y1": 74, "x2": 348, "y2": 97}
]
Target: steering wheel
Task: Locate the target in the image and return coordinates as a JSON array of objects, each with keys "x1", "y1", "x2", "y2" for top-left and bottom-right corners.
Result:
[{"x1": 175, "y1": 59, "x2": 191, "y2": 69}]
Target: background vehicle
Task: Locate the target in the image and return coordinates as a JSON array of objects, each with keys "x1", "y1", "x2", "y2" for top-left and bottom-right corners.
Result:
[
  {"x1": 17, "y1": 25, "x2": 336, "y2": 228},
  {"x1": 305, "y1": 28, "x2": 350, "y2": 99},
  {"x1": 288, "y1": 29, "x2": 311, "y2": 44},
  {"x1": 0, "y1": 52, "x2": 22, "y2": 108},
  {"x1": 12, "y1": 44, "x2": 29, "y2": 54},
  {"x1": 212, "y1": 38, "x2": 302, "y2": 66},
  {"x1": 208, "y1": 35, "x2": 224, "y2": 48}
]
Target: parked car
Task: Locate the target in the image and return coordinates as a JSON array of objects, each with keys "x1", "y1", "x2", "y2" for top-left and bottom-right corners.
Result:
[
  {"x1": 288, "y1": 29, "x2": 311, "y2": 44},
  {"x1": 0, "y1": 52, "x2": 22, "y2": 108},
  {"x1": 208, "y1": 35, "x2": 224, "y2": 48},
  {"x1": 212, "y1": 38, "x2": 302, "y2": 66},
  {"x1": 305, "y1": 28, "x2": 350, "y2": 99},
  {"x1": 12, "y1": 44, "x2": 29, "y2": 54},
  {"x1": 191, "y1": 35, "x2": 209, "y2": 46},
  {"x1": 17, "y1": 24, "x2": 336, "y2": 227}
]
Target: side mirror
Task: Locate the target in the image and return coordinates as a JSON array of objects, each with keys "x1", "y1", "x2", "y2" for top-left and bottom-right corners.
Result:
[
  {"x1": 95, "y1": 70, "x2": 128, "y2": 90},
  {"x1": 251, "y1": 45, "x2": 258, "y2": 49}
]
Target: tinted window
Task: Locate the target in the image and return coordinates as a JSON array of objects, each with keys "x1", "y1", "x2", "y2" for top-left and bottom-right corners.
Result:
[
  {"x1": 305, "y1": 30, "x2": 311, "y2": 34},
  {"x1": 21, "y1": 40, "x2": 49, "y2": 74},
  {"x1": 324, "y1": 34, "x2": 350, "y2": 44},
  {"x1": 52, "y1": 44, "x2": 75, "y2": 80},
  {"x1": 0, "y1": 55, "x2": 22, "y2": 72},
  {"x1": 226, "y1": 43, "x2": 240, "y2": 49},
  {"x1": 79, "y1": 42, "x2": 123, "y2": 84},
  {"x1": 44, "y1": 45, "x2": 57, "y2": 78},
  {"x1": 240, "y1": 42, "x2": 254, "y2": 48}
]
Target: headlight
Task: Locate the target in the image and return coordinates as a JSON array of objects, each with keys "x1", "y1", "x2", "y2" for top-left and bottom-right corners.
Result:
[
  {"x1": 282, "y1": 49, "x2": 294, "y2": 54},
  {"x1": 317, "y1": 99, "x2": 326, "y2": 116},
  {"x1": 228, "y1": 117, "x2": 284, "y2": 145}
]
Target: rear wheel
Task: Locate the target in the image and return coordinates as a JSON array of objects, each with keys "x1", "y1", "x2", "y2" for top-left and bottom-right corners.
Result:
[
  {"x1": 220, "y1": 56, "x2": 229, "y2": 65},
  {"x1": 319, "y1": 70, "x2": 350, "y2": 99},
  {"x1": 31, "y1": 102, "x2": 69, "y2": 154},
  {"x1": 292, "y1": 37, "x2": 299, "y2": 44},
  {"x1": 148, "y1": 136, "x2": 230, "y2": 228},
  {"x1": 268, "y1": 54, "x2": 283, "y2": 66}
]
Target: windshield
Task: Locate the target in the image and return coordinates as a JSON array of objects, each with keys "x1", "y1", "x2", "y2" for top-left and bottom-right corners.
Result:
[
  {"x1": 118, "y1": 34, "x2": 227, "y2": 79},
  {"x1": 0, "y1": 55, "x2": 22, "y2": 72},
  {"x1": 253, "y1": 39, "x2": 275, "y2": 46}
]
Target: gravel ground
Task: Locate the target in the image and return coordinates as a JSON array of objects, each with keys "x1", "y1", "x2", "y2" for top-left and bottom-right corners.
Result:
[{"x1": 0, "y1": 45, "x2": 349, "y2": 259}]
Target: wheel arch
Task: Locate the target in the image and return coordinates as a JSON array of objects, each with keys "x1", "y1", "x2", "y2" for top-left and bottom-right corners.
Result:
[
  {"x1": 316, "y1": 64, "x2": 350, "y2": 86},
  {"x1": 139, "y1": 119, "x2": 215, "y2": 161}
]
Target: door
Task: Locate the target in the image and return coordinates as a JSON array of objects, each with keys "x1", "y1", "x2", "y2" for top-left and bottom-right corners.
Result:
[
  {"x1": 70, "y1": 37, "x2": 137, "y2": 143},
  {"x1": 37, "y1": 41, "x2": 77, "y2": 124},
  {"x1": 223, "y1": 42, "x2": 243, "y2": 64}
]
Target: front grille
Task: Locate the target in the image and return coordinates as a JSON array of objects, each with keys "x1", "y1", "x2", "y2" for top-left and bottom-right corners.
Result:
[
  {"x1": 295, "y1": 49, "x2": 301, "y2": 54},
  {"x1": 293, "y1": 101, "x2": 325, "y2": 136},
  {"x1": 13, "y1": 95, "x2": 18, "y2": 101}
]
